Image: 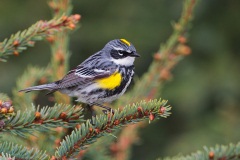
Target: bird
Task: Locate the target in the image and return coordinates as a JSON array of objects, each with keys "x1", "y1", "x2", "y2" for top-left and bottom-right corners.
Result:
[{"x1": 19, "y1": 39, "x2": 140, "y2": 115}]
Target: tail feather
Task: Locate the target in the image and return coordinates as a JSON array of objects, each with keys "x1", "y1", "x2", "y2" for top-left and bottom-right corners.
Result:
[{"x1": 19, "y1": 83, "x2": 58, "y2": 93}]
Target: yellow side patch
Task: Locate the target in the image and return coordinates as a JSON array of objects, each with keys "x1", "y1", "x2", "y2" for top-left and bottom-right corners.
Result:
[
  {"x1": 95, "y1": 72, "x2": 122, "y2": 90},
  {"x1": 120, "y1": 39, "x2": 131, "y2": 46}
]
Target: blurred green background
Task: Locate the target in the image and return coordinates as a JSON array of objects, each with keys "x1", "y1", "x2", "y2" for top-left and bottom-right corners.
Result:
[{"x1": 1, "y1": 0, "x2": 240, "y2": 159}]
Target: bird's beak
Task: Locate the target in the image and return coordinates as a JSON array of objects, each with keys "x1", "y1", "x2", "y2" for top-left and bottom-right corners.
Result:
[{"x1": 130, "y1": 51, "x2": 140, "y2": 57}]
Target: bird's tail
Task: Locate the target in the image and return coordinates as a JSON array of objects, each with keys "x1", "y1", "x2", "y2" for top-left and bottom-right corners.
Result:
[{"x1": 19, "y1": 83, "x2": 58, "y2": 93}]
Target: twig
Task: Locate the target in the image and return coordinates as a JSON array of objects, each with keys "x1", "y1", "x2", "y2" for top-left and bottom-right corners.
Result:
[
  {"x1": 55, "y1": 99, "x2": 171, "y2": 159},
  {"x1": 0, "y1": 14, "x2": 80, "y2": 62},
  {"x1": 111, "y1": 1, "x2": 198, "y2": 159},
  {"x1": 0, "y1": 104, "x2": 83, "y2": 138}
]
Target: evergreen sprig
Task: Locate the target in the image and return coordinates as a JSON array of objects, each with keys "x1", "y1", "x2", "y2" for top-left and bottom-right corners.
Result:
[
  {"x1": 161, "y1": 142, "x2": 240, "y2": 160},
  {"x1": 117, "y1": 0, "x2": 197, "y2": 106},
  {"x1": 48, "y1": 0, "x2": 73, "y2": 104},
  {"x1": 0, "y1": 93, "x2": 10, "y2": 101},
  {"x1": 0, "y1": 142, "x2": 49, "y2": 160},
  {"x1": 0, "y1": 153, "x2": 14, "y2": 160},
  {"x1": 13, "y1": 66, "x2": 50, "y2": 110},
  {"x1": 0, "y1": 94, "x2": 15, "y2": 121},
  {"x1": 0, "y1": 14, "x2": 80, "y2": 62},
  {"x1": 55, "y1": 99, "x2": 171, "y2": 159},
  {"x1": 105, "y1": 0, "x2": 197, "y2": 159},
  {"x1": 0, "y1": 104, "x2": 83, "y2": 138}
]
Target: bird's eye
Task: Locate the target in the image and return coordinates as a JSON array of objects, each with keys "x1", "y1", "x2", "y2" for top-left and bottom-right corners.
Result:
[
  {"x1": 118, "y1": 50, "x2": 128, "y2": 56},
  {"x1": 110, "y1": 49, "x2": 128, "y2": 59},
  {"x1": 118, "y1": 51, "x2": 123, "y2": 56}
]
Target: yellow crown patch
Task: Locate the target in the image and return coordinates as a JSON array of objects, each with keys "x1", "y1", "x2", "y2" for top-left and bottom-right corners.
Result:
[{"x1": 120, "y1": 39, "x2": 131, "y2": 46}]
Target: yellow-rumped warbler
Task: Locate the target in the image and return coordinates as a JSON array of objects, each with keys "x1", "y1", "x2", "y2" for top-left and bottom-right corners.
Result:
[{"x1": 20, "y1": 39, "x2": 140, "y2": 114}]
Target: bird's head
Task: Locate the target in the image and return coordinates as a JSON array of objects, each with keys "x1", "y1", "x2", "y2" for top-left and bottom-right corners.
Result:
[{"x1": 102, "y1": 39, "x2": 140, "y2": 66}]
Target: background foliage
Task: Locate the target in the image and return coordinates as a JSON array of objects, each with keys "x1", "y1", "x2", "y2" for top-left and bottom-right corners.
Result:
[{"x1": 0, "y1": 0, "x2": 240, "y2": 160}]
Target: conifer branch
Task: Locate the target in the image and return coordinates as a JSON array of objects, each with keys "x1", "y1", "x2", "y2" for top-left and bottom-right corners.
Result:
[
  {"x1": 161, "y1": 142, "x2": 240, "y2": 160},
  {"x1": 118, "y1": 0, "x2": 197, "y2": 105},
  {"x1": 0, "y1": 94, "x2": 15, "y2": 121},
  {"x1": 55, "y1": 99, "x2": 171, "y2": 159},
  {"x1": 103, "y1": 1, "x2": 198, "y2": 159},
  {"x1": 48, "y1": 0, "x2": 78, "y2": 104},
  {"x1": 0, "y1": 14, "x2": 80, "y2": 62},
  {"x1": 0, "y1": 153, "x2": 14, "y2": 160},
  {"x1": 13, "y1": 66, "x2": 50, "y2": 110},
  {"x1": 0, "y1": 93, "x2": 10, "y2": 101},
  {"x1": 0, "y1": 142, "x2": 49, "y2": 160},
  {"x1": 0, "y1": 104, "x2": 83, "y2": 138}
]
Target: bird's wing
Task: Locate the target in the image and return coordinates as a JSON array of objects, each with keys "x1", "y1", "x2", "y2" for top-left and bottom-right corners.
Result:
[{"x1": 56, "y1": 65, "x2": 118, "y2": 89}]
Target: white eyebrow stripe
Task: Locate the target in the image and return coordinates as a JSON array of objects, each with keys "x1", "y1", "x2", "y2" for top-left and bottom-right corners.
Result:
[
  {"x1": 112, "y1": 46, "x2": 132, "y2": 53},
  {"x1": 112, "y1": 46, "x2": 123, "y2": 50}
]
